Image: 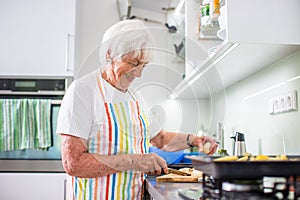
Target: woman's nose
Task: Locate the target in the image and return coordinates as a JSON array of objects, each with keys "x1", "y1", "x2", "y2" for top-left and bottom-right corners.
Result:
[{"x1": 134, "y1": 65, "x2": 143, "y2": 77}]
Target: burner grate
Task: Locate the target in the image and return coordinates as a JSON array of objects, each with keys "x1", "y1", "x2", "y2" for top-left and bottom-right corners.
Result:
[{"x1": 201, "y1": 174, "x2": 300, "y2": 200}]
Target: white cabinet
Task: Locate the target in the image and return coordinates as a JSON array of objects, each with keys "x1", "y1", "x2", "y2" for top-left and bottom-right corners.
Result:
[
  {"x1": 174, "y1": 0, "x2": 300, "y2": 98},
  {"x1": 0, "y1": 0, "x2": 76, "y2": 77},
  {"x1": 225, "y1": 0, "x2": 300, "y2": 45},
  {"x1": 0, "y1": 173, "x2": 68, "y2": 200}
]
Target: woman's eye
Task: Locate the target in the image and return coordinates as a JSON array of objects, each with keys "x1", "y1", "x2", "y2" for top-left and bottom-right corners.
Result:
[
  {"x1": 128, "y1": 60, "x2": 148, "y2": 67},
  {"x1": 129, "y1": 62, "x2": 139, "y2": 67}
]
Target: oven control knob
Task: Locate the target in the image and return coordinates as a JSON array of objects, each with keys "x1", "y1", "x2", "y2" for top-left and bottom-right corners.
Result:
[
  {"x1": 0, "y1": 80, "x2": 9, "y2": 90},
  {"x1": 56, "y1": 82, "x2": 65, "y2": 90}
]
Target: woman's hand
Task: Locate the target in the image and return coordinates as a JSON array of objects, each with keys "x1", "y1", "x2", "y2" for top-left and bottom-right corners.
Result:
[
  {"x1": 192, "y1": 135, "x2": 218, "y2": 155},
  {"x1": 130, "y1": 153, "x2": 168, "y2": 175}
]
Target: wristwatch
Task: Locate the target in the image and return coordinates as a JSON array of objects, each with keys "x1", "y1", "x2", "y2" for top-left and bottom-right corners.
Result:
[{"x1": 186, "y1": 134, "x2": 194, "y2": 148}]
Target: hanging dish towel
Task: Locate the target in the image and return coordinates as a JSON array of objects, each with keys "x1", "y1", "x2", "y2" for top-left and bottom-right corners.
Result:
[{"x1": 0, "y1": 99, "x2": 52, "y2": 151}]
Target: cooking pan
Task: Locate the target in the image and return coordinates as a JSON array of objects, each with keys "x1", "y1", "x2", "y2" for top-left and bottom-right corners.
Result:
[{"x1": 186, "y1": 155, "x2": 300, "y2": 180}]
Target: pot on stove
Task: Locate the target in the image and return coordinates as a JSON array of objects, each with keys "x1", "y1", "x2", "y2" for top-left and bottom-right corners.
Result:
[{"x1": 230, "y1": 132, "x2": 247, "y2": 156}]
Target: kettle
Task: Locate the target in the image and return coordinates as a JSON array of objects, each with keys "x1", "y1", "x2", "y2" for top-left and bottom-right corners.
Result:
[{"x1": 230, "y1": 132, "x2": 247, "y2": 156}]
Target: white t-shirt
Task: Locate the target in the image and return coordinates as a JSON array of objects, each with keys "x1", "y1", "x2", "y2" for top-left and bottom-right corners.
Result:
[{"x1": 56, "y1": 70, "x2": 161, "y2": 139}]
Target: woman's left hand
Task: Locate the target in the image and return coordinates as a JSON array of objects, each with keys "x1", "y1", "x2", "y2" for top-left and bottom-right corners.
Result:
[{"x1": 193, "y1": 136, "x2": 218, "y2": 155}]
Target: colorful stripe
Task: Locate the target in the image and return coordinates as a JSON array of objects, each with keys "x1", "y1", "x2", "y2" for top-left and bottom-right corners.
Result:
[
  {"x1": 129, "y1": 101, "x2": 138, "y2": 153},
  {"x1": 96, "y1": 73, "x2": 106, "y2": 100},
  {"x1": 136, "y1": 101, "x2": 144, "y2": 154},
  {"x1": 104, "y1": 103, "x2": 112, "y2": 155},
  {"x1": 109, "y1": 103, "x2": 118, "y2": 154},
  {"x1": 120, "y1": 103, "x2": 129, "y2": 153},
  {"x1": 93, "y1": 178, "x2": 98, "y2": 200}
]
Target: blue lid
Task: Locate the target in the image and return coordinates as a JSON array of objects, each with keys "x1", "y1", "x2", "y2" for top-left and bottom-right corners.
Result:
[
  {"x1": 149, "y1": 146, "x2": 185, "y2": 164},
  {"x1": 181, "y1": 152, "x2": 205, "y2": 164}
]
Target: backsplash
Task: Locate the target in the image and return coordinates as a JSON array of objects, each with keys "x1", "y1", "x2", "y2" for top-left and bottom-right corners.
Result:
[{"x1": 212, "y1": 50, "x2": 300, "y2": 155}]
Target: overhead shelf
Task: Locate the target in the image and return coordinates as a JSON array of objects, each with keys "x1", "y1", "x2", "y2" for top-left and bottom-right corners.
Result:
[
  {"x1": 171, "y1": 0, "x2": 300, "y2": 99},
  {"x1": 172, "y1": 42, "x2": 300, "y2": 99}
]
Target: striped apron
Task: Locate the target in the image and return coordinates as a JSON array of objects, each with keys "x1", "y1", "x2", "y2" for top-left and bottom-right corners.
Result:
[{"x1": 70, "y1": 75, "x2": 150, "y2": 200}]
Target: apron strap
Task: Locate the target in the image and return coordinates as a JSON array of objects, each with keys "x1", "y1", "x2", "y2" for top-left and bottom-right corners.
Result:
[
  {"x1": 97, "y1": 70, "x2": 138, "y2": 103},
  {"x1": 96, "y1": 71, "x2": 106, "y2": 101},
  {"x1": 128, "y1": 90, "x2": 137, "y2": 102}
]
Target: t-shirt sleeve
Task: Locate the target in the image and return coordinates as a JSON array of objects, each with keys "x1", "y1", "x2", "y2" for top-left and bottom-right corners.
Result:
[
  {"x1": 56, "y1": 80, "x2": 94, "y2": 139},
  {"x1": 148, "y1": 105, "x2": 166, "y2": 139},
  {"x1": 134, "y1": 91, "x2": 165, "y2": 139}
]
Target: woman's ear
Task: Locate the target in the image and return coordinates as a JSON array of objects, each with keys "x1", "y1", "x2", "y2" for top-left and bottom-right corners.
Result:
[{"x1": 106, "y1": 50, "x2": 112, "y2": 62}]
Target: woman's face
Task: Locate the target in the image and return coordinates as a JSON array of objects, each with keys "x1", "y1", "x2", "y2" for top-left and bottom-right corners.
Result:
[{"x1": 113, "y1": 52, "x2": 149, "y2": 91}]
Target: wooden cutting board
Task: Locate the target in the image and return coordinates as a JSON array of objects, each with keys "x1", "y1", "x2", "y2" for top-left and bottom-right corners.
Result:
[{"x1": 156, "y1": 174, "x2": 200, "y2": 183}]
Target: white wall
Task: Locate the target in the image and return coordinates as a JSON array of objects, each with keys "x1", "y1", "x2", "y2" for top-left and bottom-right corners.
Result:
[
  {"x1": 212, "y1": 50, "x2": 300, "y2": 155},
  {"x1": 74, "y1": 0, "x2": 119, "y2": 78}
]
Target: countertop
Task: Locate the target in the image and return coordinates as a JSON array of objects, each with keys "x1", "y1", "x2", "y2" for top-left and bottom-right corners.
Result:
[
  {"x1": 0, "y1": 160, "x2": 65, "y2": 172},
  {"x1": 145, "y1": 175, "x2": 203, "y2": 200}
]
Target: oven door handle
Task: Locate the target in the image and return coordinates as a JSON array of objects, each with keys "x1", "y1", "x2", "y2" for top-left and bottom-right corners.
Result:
[{"x1": 0, "y1": 90, "x2": 65, "y2": 96}]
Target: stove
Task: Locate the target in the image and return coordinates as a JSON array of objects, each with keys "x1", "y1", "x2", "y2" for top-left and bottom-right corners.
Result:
[
  {"x1": 201, "y1": 174, "x2": 300, "y2": 200},
  {"x1": 186, "y1": 156, "x2": 300, "y2": 200}
]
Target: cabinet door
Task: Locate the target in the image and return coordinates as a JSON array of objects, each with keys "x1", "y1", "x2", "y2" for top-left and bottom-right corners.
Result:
[
  {"x1": 0, "y1": 173, "x2": 67, "y2": 200},
  {"x1": 226, "y1": 0, "x2": 300, "y2": 44},
  {"x1": 0, "y1": 0, "x2": 75, "y2": 77}
]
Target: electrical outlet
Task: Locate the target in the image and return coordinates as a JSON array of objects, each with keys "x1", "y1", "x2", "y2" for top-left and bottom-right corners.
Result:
[
  {"x1": 273, "y1": 97, "x2": 281, "y2": 114},
  {"x1": 270, "y1": 91, "x2": 297, "y2": 115},
  {"x1": 286, "y1": 90, "x2": 297, "y2": 111},
  {"x1": 280, "y1": 95, "x2": 287, "y2": 112}
]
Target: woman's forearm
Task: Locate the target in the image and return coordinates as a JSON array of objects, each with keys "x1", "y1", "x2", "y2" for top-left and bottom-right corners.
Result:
[
  {"x1": 161, "y1": 133, "x2": 189, "y2": 151},
  {"x1": 151, "y1": 131, "x2": 218, "y2": 154},
  {"x1": 61, "y1": 133, "x2": 168, "y2": 178},
  {"x1": 63, "y1": 153, "x2": 168, "y2": 178},
  {"x1": 151, "y1": 130, "x2": 192, "y2": 152},
  {"x1": 62, "y1": 152, "x2": 125, "y2": 178}
]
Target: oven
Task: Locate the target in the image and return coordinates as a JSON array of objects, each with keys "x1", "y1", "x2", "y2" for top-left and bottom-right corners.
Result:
[{"x1": 0, "y1": 77, "x2": 72, "y2": 172}]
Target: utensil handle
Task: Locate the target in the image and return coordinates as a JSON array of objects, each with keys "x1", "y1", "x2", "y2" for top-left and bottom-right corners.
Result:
[{"x1": 168, "y1": 168, "x2": 191, "y2": 176}]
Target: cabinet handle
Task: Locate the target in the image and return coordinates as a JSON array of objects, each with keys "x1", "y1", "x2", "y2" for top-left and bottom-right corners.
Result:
[
  {"x1": 65, "y1": 33, "x2": 71, "y2": 72},
  {"x1": 63, "y1": 179, "x2": 67, "y2": 200}
]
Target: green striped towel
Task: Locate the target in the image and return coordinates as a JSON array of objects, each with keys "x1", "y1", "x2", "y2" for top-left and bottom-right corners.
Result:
[{"x1": 0, "y1": 98, "x2": 52, "y2": 151}]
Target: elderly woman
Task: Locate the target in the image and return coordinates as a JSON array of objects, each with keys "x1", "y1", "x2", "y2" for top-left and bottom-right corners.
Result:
[{"x1": 56, "y1": 19, "x2": 217, "y2": 200}]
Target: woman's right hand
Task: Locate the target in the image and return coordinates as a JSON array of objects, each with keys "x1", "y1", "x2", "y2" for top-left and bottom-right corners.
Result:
[{"x1": 131, "y1": 153, "x2": 168, "y2": 175}]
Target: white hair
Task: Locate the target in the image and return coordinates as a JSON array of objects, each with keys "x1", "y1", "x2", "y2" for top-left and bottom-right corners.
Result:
[{"x1": 99, "y1": 19, "x2": 154, "y2": 66}]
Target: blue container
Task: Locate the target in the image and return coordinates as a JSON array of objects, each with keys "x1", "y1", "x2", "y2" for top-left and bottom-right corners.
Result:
[
  {"x1": 181, "y1": 152, "x2": 206, "y2": 164},
  {"x1": 149, "y1": 146, "x2": 185, "y2": 164}
]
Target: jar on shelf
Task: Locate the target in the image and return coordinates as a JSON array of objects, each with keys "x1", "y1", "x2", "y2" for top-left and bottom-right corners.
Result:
[
  {"x1": 200, "y1": 0, "x2": 211, "y2": 26},
  {"x1": 200, "y1": 0, "x2": 220, "y2": 39}
]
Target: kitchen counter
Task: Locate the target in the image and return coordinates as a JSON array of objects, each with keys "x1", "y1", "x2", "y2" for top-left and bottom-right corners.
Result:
[
  {"x1": 145, "y1": 175, "x2": 202, "y2": 200},
  {"x1": 0, "y1": 160, "x2": 65, "y2": 172}
]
